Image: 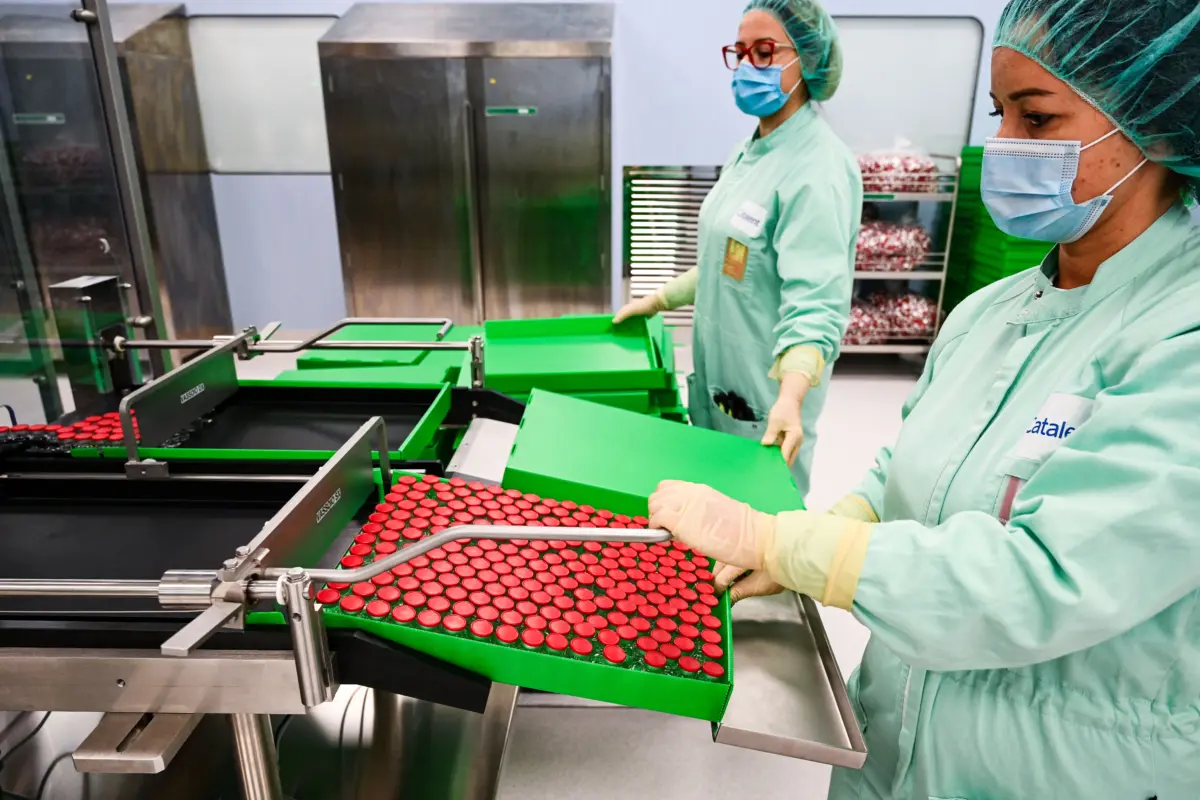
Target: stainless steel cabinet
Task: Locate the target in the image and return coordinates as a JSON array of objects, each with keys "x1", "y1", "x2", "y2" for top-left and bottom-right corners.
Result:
[{"x1": 319, "y1": 3, "x2": 613, "y2": 323}]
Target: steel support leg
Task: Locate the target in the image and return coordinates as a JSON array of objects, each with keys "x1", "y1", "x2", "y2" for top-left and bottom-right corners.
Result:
[{"x1": 229, "y1": 714, "x2": 282, "y2": 800}]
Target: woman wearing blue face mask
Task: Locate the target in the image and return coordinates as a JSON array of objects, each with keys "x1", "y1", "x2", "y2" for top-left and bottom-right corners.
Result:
[
  {"x1": 647, "y1": 1, "x2": 1200, "y2": 797},
  {"x1": 614, "y1": 0, "x2": 860, "y2": 499}
]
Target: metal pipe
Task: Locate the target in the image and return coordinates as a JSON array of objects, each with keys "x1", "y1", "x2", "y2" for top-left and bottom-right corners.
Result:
[
  {"x1": 229, "y1": 714, "x2": 283, "y2": 800},
  {"x1": 0, "y1": 579, "x2": 161, "y2": 598},
  {"x1": 265, "y1": 525, "x2": 672, "y2": 585},
  {"x1": 469, "y1": 335, "x2": 485, "y2": 389},
  {"x1": 76, "y1": 0, "x2": 169, "y2": 375},
  {"x1": 282, "y1": 568, "x2": 336, "y2": 707},
  {"x1": 120, "y1": 339, "x2": 471, "y2": 353},
  {"x1": 158, "y1": 571, "x2": 217, "y2": 607}
]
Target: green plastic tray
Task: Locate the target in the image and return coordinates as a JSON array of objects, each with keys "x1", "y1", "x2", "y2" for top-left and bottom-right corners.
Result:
[
  {"x1": 263, "y1": 356, "x2": 466, "y2": 390},
  {"x1": 483, "y1": 315, "x2": 671, "y2": 394},
  {"x1": 504, "y1": 391, "x2": 802, "y2": 518},
  {"x1": 296, "y1": 324, "x2": 483, "y2": 370},
  {"x1": 72, "y1": 384, "x2": 451, "y2": 463}
]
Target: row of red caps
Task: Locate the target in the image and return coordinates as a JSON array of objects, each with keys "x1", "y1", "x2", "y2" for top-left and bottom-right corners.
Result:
[
  {"x1": 318, "y1": 474, "x2": 727, "y2": 678},
  {"x1": 0, "y1": 411, "x2": 141, "y2": 443}
]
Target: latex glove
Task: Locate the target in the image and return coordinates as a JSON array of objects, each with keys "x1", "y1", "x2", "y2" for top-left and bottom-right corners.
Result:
[
  {"x1": 713, "y1": 562, "x2": 785, "y2": 604},
  {"x1": 613, "y1": 269, "x2": 699, "y2": 325},
  {"x1": 714, "y1": 499, "x2": 876, "y2": 604},
  {"x1": 761, "y1": 371, "x2": 810, "y2": 466},
  {"x1": 648, "y1": 481, "x2": 776, "y2": 573},
  {"x1": 612, "y1": 292, "x2": 666, "y2": 325},
  {"x1": 650, "y1": 481, "x2": 875, "y2": 611}
]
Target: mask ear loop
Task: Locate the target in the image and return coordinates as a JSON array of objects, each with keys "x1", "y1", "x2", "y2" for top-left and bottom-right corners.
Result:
[
  {"x1": 778, "y1": 56, "x2": 803, "y2": 96},
  {"x1": 1102, "y1": 157, "x2": 1148, "y2": 197}
]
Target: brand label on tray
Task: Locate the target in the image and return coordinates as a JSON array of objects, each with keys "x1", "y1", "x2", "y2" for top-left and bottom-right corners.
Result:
[
  {"x1": 179, "y1": 383, "x2": 206, "y2": 404},
  {"x1": 317, "y1": 488, "x2": 343, "y2": 524}
]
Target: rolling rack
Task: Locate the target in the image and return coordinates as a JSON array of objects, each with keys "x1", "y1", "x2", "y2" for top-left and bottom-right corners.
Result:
[{"x1": 622, "y1": 156, "x2": 964, "y2": 356}]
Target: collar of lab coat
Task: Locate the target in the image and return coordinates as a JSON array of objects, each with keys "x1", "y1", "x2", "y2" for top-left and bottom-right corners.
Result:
[
  {"x1": 1006, "y1": 203, "x2": 1194, "y2": 325},
  {"x1": 739, "y1": 101, "x2": 819, "y2": 161}
]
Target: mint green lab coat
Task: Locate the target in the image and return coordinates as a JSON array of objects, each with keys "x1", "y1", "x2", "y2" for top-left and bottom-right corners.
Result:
[
  {"x1": 689, "y1": 103, "x2": 861, "y2": 498},
  {"x1": 829, "y1": 204, "x2": 1200, "y2": 800}
]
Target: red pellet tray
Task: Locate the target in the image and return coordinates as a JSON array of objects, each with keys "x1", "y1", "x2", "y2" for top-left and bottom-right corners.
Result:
[{"x1": 317, "y1": 473, "x2": 734, "y2": 721}]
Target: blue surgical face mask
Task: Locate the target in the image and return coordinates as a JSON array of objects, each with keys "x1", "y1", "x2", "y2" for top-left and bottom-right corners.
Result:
[
  {"x1": 981, "y1": 128, "x2": 1148, "y2": 244},
  {"x1": 732, "y1": 57, "x2": 800, "y2": 118}
]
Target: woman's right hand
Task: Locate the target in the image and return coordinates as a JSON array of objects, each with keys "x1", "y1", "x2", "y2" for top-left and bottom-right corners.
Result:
[{"x1": 612, "y1": 294, "x2": 666, "y2": 325}]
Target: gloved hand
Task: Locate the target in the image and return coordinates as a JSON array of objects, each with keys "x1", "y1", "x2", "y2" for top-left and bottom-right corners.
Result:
[
  {"x1": 612, "y1": 293, "x2": 666, "y2": 325},
  {"x1": 613, "y1": 269, "x2": 699, "y2": 325},
  {"x1": 649, "y1": 481, "x2": 876, "y2": 611},
  {"x1": 648, "y1": 481, "x2": 776, "y2": 573},
  {"x1": 713, "y1": 498, "x2": 876, "y2": 604},
  {"x1": 761, "y1": 371, "x2": 810, "y2": 466}
]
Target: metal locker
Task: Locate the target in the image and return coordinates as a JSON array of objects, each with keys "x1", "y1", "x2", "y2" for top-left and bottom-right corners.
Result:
[{"x1": 319, "y1": 3, "x2": 613, "y2": 324}]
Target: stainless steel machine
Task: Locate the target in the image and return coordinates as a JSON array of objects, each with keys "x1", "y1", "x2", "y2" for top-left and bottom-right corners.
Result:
[
  {"x1": 319, "y1": 3, "x2": 613, "y2": 324},
  {"x1": 0, "y1": 2, "x2": 231, "y2": 346}
]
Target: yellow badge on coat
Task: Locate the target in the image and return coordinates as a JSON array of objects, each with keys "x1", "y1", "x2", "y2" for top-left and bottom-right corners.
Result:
[{"x1": 722, "y1": 238, "x2": 749, "y2": 282}]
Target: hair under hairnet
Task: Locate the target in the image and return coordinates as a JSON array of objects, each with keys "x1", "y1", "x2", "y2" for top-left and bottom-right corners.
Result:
[
  {"x1": 995, "y1": 0, "x2": 1200, "y2": 199},
  {"x1": 743, "y1": 0, "x2": 843, "y2": 102}
]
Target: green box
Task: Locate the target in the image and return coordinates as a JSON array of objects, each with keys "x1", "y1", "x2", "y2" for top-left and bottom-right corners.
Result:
[
  {"x1": 296, "y1": 324, "x2": 483, "y2": 370},
  {"x1": 320, "y1": 587, "x2": 733, "y2": 721},
  {"x1": 484, "y1": 315, "x2": 671, "y2": 394},
  {"x1": 504, "y1": 391, "x2": 803, "y2": 518},
  {"x1": 265, "y1": 352, "x2": 467, "y2": 389}
]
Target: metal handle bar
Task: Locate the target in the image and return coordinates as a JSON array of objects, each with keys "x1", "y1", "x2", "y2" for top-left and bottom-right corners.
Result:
[{"x1": 263, "y1": 525, "x2": 672, "y2": 584}]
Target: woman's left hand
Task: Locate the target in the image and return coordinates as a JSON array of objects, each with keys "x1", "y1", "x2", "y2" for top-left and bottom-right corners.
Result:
[
  {"x1": 713, "y1": 563, "x2": 786, "y2": 604},
  {"x1": 762, "y1": 373, "x2": 810, "y2": 466}
]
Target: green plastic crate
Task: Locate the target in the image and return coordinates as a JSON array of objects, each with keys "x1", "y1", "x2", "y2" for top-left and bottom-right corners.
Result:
[
  {"x1": 504, "y1": 391, "x2": 802, "y2": 518},
  {"x1": 297, "y1": 324, "x2": 483, "y2": 370},
  {"x1": 267, "y1": 351, "x2": 468, "y2": 389},
  {"x1": 484, "y1": 315, "x2": 671, "y2": 394}
]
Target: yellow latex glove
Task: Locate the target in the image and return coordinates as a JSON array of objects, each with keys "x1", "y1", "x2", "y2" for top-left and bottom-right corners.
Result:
[
  {"x1": 613, "y1": 268, "x2": 698, "y2": 324},
  {"x1": 714, "y1": 496, "x2": 878, "y2": 603},
  {"x1": 649, "y1": 481, "x2": 874, "y2": 610},
  {"x1": 761, "y1": 371, "x2": 811, "y2": 466}
]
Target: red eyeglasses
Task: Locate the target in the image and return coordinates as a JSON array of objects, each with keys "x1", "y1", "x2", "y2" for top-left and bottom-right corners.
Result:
[{"x1": 723, "y1": 39, "x2": 796, "y2": 70}]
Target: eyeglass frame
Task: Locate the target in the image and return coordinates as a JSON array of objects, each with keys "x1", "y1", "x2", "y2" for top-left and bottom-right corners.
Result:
[{"x1": 722, "y1": 39, "x2": 797, "y2": 71}]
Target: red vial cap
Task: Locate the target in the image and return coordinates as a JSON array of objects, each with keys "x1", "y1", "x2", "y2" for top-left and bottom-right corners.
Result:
[
  {"x1": 428, "y1": 596, "x2": 451, "y2": 613},
  {"x1": 496, "y1": 625, "x2": 520, "y2": 643},
  {"x1": 586, "y1": 614, "x2": 608, "y2": 629},
  {"x1": 477, "y1": 605, "x2": 500, "y2": 621},
  {"x1": 441, "y1": 614, "x2": 467, "y2": 632},
  {"x1": 403, "y1": 591, "x2": 427, "y2": 607},
  {"x1": 366, "y1": 600, "x2": 391, "y2": 618},
  {"x1": 644, "y1": 651, "x2": 667, "y2": 669},
  {"x1": 573, "y1": 622, "x2": 596, "y2": 638},
  {"x1": 660, "y1": 644, "x2": 682, "y2": 660},
  {"x1": 546, "y1": 633, "x2": 569, "y2": 651},
  {"x1": 679, "y1": 610, "x2": 700, "y2": 625},
  {"x1": 636, "y1": 636, "x2": 658, "y2": 652},
  {"x1": 674, "y1": 637, "x2": 696, "y2": 652},
  {"x1": 493, "y1": 596, "x2": 515, "y2": 611},
  {"x1": 525, "y1": 615, "x2": 548, "y2": 631},
  {"x1": 702, "y1": 642, "x2": 724, "y2": 659},
  {"x1": 316, "y1": 588, "x2": 341, "y2": 605},
  {"x1": 650, "y1": 629, "x2": 673, "y2": 644},
  {"x1": 603, "y1": 645, "x2": 626, "y2": 664},
  {"x1": 453, "y1": 601, "x2": 476, "y2": 617},
  {"x1": 377, "y1": 586, "x2": 401, "y2": 603},
  {"x1": 678, "y1": 656, "x2": 701, "y2": 673},
  {"x1": 702, "y1": 661, "x2": 726, "y2": 678},
  {"x1": 597, "y1": 629, "x2": 620, "y2": 646},
  {"x1": 631, "y1": 617, "x2": 651, "y2": 633},
  {"x1": 470, "y1": 619, "x2": 494, "y2": 638},
  {"x1": 392, "y1": 605, "x2": 417, "y2": 623},
  {"x1": 500, "y1": 610, "x2": 523, "y2": 626},
  {"x1": 656, "y1": 617, "x2": 678, "y2": 632},
  {"x1": 701, "y1": 615, "x2": 722, "y2": 629},
  {"x1": 446, "y1": 586, "x2": 468, "y2": 601},
  {"x1": 701, "y1": 629, "x2": 723, "y2": 644},
  {"x1": 569, "y1": 638, "x2": 594, "y2": 656},
  {"x1": 548, "y1": 619, "x2": 572, "y2": 636},
  {"x1": 396, "y1": 576, "x2": 420, "y2": 591},
  {"x1": 352, "y1": 583, "x2": 376, "y2": 598},
  {"x1": 328, "y1": 582, "x2": 350, "y2": 590},
  {"x1": 417, "y1": 610, "x2": 442, "y2": 628},
  {"x1": 521, "y1": 629, "x2": 545, "y2": 648},
  {"x1": 617, "y1": 625, "x2": 637, "y2": 641},
  {"x1": 678, "y1": 624, "x2": 700, "y2": 639},
  {"x1": 339, "y1": 595, "x2": 365, "y2": 613}
]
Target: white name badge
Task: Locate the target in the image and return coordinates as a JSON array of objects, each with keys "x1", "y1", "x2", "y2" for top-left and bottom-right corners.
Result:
[
  {"x1": 730, "y1": 201, "x2": 768, "y2": 238},
  {"x1": 1011, "y1": 393, "x2": 1094, "y2": 462}
]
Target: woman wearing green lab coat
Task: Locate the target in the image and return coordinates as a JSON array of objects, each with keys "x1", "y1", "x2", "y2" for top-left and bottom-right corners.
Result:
[
  {"x1": 615, "y1": 0, "x2": 861, "y2": 499},
  {"x1": 649, "y1": 1, "x2": 1200, "y2": 797}
]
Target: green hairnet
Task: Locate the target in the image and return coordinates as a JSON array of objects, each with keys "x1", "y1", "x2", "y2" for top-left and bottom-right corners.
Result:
[
  {"x1": 743, "y1": 0, "x2": 843, "y2": 102},
  {"x1": 995, "y1": 0, "x2": 1200, "y2": 200}
]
